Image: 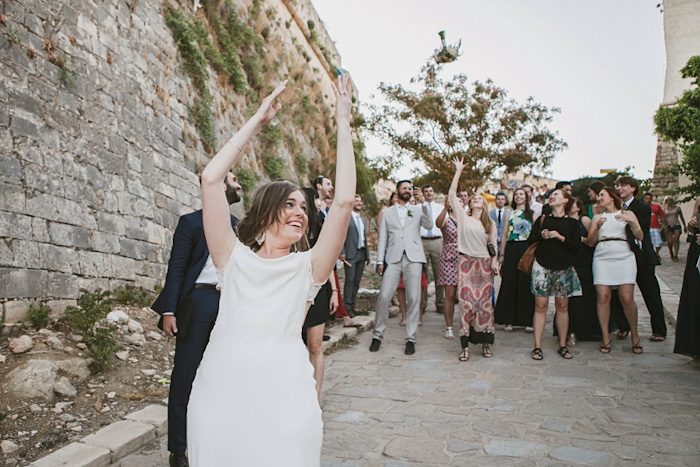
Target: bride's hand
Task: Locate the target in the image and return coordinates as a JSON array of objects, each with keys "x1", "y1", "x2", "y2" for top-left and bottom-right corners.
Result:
[
  {"x1": 255, "y1": 80, "x2": 288, "y2": 125},
  {"x1": 331, "y1": 73, "x2": 352, "y2": 124}
]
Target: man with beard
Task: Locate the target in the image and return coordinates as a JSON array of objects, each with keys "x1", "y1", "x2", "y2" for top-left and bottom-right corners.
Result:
[
  {"x1": 151, "y1": 172, "x2": 242, "y2": 467},
  {"x1": 371, "y1": 180, "x2": 433, "y2": 355}
]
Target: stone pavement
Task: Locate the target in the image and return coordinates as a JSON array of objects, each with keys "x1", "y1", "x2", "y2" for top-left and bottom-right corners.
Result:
[{"x1": 43, "y1": 247, "x2": 700, "y2": 466}]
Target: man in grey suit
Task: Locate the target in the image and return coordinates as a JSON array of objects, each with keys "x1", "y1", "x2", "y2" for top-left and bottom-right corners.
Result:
[
  {"x1": 371, "y1": 180, "x2": 433, "y2": 355},
  {"x1": 340, "y1": 194, "x2": 370, "y2": 314}
]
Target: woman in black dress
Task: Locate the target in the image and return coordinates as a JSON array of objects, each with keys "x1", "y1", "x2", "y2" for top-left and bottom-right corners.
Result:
[
  {"x1": 494, "y1": 188, "x2": 536, "y2": 332},
  {"x1": 674, "y1": 198, "x2": 700, "y2": 362}
]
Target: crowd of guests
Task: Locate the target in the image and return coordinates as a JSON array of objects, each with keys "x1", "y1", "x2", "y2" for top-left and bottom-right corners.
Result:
[{"x1": 365, "y1": 162, "x2": 700, "y2": 364}]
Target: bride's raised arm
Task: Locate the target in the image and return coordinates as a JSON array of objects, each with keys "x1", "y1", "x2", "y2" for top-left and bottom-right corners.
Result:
[
  {"x1": 200, "y1": 81, "x2": 288, "y2": 269},
  {"x1": 310, "y1": 74, "x2": 356, "y2": 282}
]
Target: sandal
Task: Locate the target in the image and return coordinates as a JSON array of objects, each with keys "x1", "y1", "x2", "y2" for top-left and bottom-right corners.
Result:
[
  {"x1": 531, "y1": 348, "x2": 543, "y2": 360},
  {"x1": 504, "y1": 325, "x2": 513, "y2": 332},
  {"x1": 482, "y1": 345, "x2": 493, "y2": 358},
  {"x1": 616, "y1": 330, "x2": 629, "y2": 340},
  {"x1": 458, "y1": 348, "x2": 469, "y2": 362},
  {"x1": 445, "y1": 327, "x2": 455, "y2": 339},
  {"x1": 558, "y1": 346, "x2": 573, "y2": 359},
  {"x1": 399, "y1": 320, "x2": 406, "y2": 327},
  {"x1": 632, "y1": 339, "x2": 643, "y2": 354},
  {"x1": 600, "y1": 341, "x2": 611, "y2": 354},
  {"x1": 649, "y1": 334, "x2": 665, "y2": 342}
]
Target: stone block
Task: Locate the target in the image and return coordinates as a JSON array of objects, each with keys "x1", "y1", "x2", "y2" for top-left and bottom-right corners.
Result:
[
  {"x1": 0, "y1": 182, "x2": 26, "y2": 211},
  {"x1": 11, "y1": 239, "x2": 41, "y2": 268},
  {"x1": 79, "y1": 251, "x2": 112, "y2": 277},
  {"x1": 3, "y1": 299, "x2": 31, "y2": 324},
  {"x1": 39, "y1": 243, "x2": 80, "y2": 274},
  {"x1": 125, "y1": 404, "x2": 168, "y2": 436},
  {"x1": 10, "y1": 115, "x2": 40, "y2": 140},
  {"x1": 77, "y1": 277, "x2": 110, "y2": 293},
  {"x1": 0, "y1": 239, "x2": 12, "y2": 266},
  {"x1": 0, "y1": 212, "x2": 32, "y2": 240},
  {"x1": 80, "y1": 420, "x2": 155, "y2": 461},
  {"x1": 49, "y1": 223, "x2": 90, "y2": 249},
  {"x1": 30, "y1": 441, "x2": 111, "y2": 467},
  {"x1": 31, "y1": 218, "x2": 50, "y2": 242},
  {"x1": 45, "y1": 299, "x2": 77, "y2": 317},
  {"x1": 88, "y1": 231, "x2": 120, "y2": 254},
  {"x1": 47, "y1": 272, "x2": 80, "y2": 299},
  {"x1": 483, "y1": 440, "x2": 549, "y2": 458},
  {"x1": 0, "y1": 154, "x2": 22, "y2": 181},
  {"x1": 111, "y1": 255, "x2": 136, "y2": 280},
  {"x1": 0, "y1": 129, "x2": 12, "y2": 153},
  {"x1": 0, "y1": 268, "x2": 48, "y2": 299},
  {"x1": 23, "y1": 162, "x2": 66, "y2": 197},
  {"x1": 98, "y1": 212, "x2": 126, "y2": 236},
  {"x1": 119, "y1": 238, "x2": 148, "y2": 260}
]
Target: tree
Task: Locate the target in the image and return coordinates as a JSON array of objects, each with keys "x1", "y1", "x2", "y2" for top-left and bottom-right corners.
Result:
[
  {"x1": 367, "y1": 62, "x2": 567, "y2": 192},
  {"x1": 654, "y1": 55, "x2": 700, "y2": 202}
]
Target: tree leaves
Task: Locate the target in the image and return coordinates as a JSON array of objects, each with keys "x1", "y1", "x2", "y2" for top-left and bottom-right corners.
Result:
[{"x1": 367, "y1": 62, "x2": 566, "y2": 192}]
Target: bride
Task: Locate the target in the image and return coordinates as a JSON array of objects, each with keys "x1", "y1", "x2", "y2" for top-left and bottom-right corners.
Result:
[{"x1": 187, "y1": 75, "x2": 355, "y2": 466}]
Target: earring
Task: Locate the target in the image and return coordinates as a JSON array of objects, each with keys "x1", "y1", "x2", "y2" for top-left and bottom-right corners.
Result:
[{"x1": 255, "y1": 231, "x2": 265, "y2": 245}]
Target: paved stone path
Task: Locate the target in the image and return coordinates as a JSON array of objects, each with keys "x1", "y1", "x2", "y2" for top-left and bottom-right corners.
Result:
[{"x1": 116, "y1": 248, "x2": 700, "y2": 466}]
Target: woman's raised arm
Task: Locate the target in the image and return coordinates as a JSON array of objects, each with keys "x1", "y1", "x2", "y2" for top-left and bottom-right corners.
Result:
[
  {"x1": 201, "y1": 81, "x2": 288, "y2": 268},
  {"x1": 448, "y1": 158, "x2": 467, "y2": 226},
  {"x1": 310, "y1": 75, "x2": 356, "y2": 282}
]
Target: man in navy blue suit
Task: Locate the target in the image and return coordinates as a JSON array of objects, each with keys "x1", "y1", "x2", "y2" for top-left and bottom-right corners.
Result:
[{"x1": 151, "y1": 172, "x2": 241, "y2": 467}]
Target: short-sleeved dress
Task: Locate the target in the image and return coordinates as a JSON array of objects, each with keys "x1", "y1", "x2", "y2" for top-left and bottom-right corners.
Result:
[{"x1": 187, "y1": 243, "x2": 324, "y2": 466}]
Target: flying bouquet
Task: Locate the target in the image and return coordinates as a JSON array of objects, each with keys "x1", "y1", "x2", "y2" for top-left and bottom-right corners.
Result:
[{"x1": 433, "y1": 30, "x2": 461, "y2": 64}]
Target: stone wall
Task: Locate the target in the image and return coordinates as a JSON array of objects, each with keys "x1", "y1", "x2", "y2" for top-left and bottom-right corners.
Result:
[
  {"x1": 0, "y1": 0, "x2": 347, "y2": 326},
  {"x1": 651, "y1": 0, "x2": 700, "y2": 217}
]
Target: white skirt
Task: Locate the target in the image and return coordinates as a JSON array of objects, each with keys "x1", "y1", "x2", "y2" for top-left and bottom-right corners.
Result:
[{"x1": 593, "y1": 240, "x2": 637, "y2": 286}]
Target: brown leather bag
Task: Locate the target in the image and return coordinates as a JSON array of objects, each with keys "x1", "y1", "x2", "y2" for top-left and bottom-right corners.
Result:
[{"x1": 517, "y1": 216, "x2": 546, "y2": 274}]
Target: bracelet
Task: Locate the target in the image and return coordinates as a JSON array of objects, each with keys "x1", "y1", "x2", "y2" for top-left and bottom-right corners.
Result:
[{"x1": 225, "y1": 140, "x2": 243, "y2": 152}]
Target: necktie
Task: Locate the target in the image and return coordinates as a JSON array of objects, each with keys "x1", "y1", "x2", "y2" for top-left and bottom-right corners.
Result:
[
  {"x1": 498, "y1": 209, "x2": 502, "y2": 224},
  {"x1": 426, "y1": 203, "x2": 434, "y2": 237}
]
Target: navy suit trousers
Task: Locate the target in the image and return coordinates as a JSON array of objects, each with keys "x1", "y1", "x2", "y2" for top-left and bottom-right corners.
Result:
[{"x1": 168, "y1": 287, "x2": 220, "y2": 455}]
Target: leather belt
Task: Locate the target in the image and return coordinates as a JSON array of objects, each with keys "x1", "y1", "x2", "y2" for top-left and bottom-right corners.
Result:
[
  {"x1": 193, "y1": 283, "x2": 217, "y2": 290},
  {"x1": 422, "y1": 237, "x2": 442, "y2": 240}
]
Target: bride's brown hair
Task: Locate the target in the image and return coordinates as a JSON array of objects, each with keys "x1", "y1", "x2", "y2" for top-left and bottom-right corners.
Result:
[{"x1": 237, "y1": 180, "x2": 309, "y2": 252}]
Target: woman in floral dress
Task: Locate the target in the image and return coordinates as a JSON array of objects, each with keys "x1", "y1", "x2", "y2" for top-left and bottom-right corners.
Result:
[
  {"x1": 494, "y1": 188, "x2": 536, "y2": 331},
  {"x1": 436, "y1": 198, "x2": 460, "y2": 339}
]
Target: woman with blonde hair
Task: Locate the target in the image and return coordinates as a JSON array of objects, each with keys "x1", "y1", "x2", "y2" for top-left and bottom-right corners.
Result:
[
  {"x1": 448, "y1": 158, "x2": 499, "y2": 361},
  {"x1": 187, "y1": 76, "x2": 355, "y2": 466}
]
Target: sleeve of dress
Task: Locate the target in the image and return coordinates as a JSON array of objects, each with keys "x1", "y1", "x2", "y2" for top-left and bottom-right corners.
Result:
[
  {"x1": 306, "y1": 250, "x2": 328, "y2": 302},
  {"x1": 214, "y1": 241, "x2": 237, "y2": 291}
]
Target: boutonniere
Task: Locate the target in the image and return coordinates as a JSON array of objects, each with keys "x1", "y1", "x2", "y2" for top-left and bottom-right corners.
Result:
[{"x1": 407, "y1": 210, "x2": 413, "y2": 218}]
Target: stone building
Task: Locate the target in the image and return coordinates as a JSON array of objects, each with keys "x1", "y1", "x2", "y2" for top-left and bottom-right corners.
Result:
[
  {"x1": 0, "y1": 0, "x2": 350, "y2": 327},
  {"x1": 652, "y1": 0, "x2": 700, "y2": 218}
]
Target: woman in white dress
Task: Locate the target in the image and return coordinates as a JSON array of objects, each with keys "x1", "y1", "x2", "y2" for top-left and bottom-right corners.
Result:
[
  {"x1": 587, "y1": 187, "x2": 644, "y2": 355},
  {"x1": 187, "y1": 76, "x2": 355, "y2": 466}
]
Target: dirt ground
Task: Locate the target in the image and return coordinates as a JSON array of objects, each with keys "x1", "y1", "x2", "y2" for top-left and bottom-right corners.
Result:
[{"x1": 0, "y1": 305, "x2": 174, "y2": 466}]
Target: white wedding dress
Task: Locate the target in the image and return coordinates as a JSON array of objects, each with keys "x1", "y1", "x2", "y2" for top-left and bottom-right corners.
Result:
[
  {"x1": 593, "y1": 211, "x2": 637, "y2": 286},
  {"x1": 187, "y1": 243, "x2": 324, "y2": 466}
]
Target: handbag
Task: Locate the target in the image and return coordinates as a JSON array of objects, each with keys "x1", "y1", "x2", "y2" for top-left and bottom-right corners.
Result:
[
  {"x1": 487, "y1": 243, "x2": 497, "y2": 257},
  {"x1": 517, "y1": 216, "x2": 546, "y2": 274}
]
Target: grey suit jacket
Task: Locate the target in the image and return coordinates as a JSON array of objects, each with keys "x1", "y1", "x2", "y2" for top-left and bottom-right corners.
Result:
[
  {"x1": 341, "y1": 213, "x2": 369, "y2": 262},
  {"x1": 489, "y1": 207, "x2": 510, "y2": 241},
  {"x1": 377, "y1": 203, "x2": 433, "y2": 264}
]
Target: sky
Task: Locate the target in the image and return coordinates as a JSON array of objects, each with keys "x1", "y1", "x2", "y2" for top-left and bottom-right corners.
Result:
[{"x1": 310, "y1": 0, "x2": 667, "y2": 183}]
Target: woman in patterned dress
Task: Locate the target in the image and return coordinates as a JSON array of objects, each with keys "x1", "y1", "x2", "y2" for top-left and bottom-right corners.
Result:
[
  {"x1": 448, "y1": 158, "x2": 499, "y2": 361},
  {"x1": 494, "y1": 188, "x2": 536, "y2": 332},
  {"x1": 435, "y1": 198, "x2": 460, "y2": 339}
]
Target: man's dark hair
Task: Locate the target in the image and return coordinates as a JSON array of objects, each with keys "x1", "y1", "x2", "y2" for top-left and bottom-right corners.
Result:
[
  {"x1": 555, "y1": 181, "x2": 571, "y2": 190},
  {"x1": 397, "y1": 180, "x2": 412, "y2": 190},
  {"x1": 615, "y1": 175, "x2": 640, "y2": 195},
  {"x1": 643, "y1": 192, "x2": 653, "y2": 198},
  {"x1": 314, "y1": 174, "x2": 328, "y2": 190},
  {"x1": 421, "y1": 185, "x2": 433, "y2": 192}
]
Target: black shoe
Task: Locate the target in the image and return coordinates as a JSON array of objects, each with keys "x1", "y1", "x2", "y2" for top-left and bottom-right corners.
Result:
[
  {"x1": 170, "y1": 454, "x2": 189, "y2": 467},
  {"x1": 323, "y1": 335, "x2": 331, "y2": 341},
  {"x1": 405, "y1": 341, "x2": 415, "y2": 355},
  {"x1": 369, "y1": 338, "x2": 381, "y2": 352}
]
